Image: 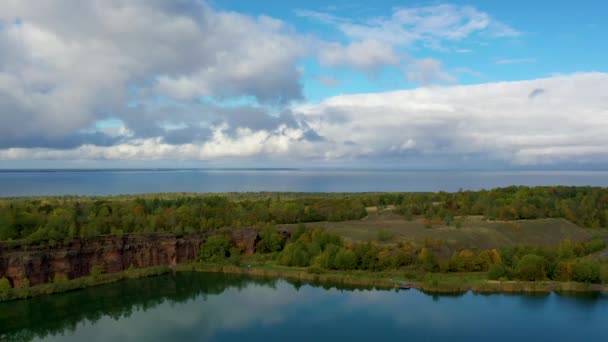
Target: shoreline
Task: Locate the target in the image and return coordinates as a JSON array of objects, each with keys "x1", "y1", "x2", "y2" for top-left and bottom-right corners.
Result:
[
  {"x1": 0, "y1": 266, "x2": 172, "y2": 302},
  {"x1": 179, "y1": 263, "x2": 608, "y2": 294},
  {"x1": 4, "y1": 262, "x2": 605, "y2": 302}
]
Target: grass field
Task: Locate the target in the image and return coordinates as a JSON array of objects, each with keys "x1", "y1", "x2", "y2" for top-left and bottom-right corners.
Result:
[{"x1": 278, "y1": 209, "x2": 606, "y2": 250}]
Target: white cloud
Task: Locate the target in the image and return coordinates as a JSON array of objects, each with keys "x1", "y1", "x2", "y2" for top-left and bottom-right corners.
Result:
[
  {"x1": 406, "y1": 58, "x2": 456, "y2": 85},
  {"x1": 0, "y1": 124, "x2": 317, "y2": 161},
  {"x1": 0, "y1": 1, "x2": 307, "y2": 148},
  {"x1": 299, "y1": 4, "x2": 520, "y2": 79},
  {"x1": 3, "y1": 73, "x2": 608, "y2": 166},
  {"x1": 0, "y1": 2, "x2": 604, "y2": 168},
  {"x1": 299, "y1": 4, "x2": 520, "y2": 50},
  {"x1": 296, "y1": 72, "x2": 608, "y2": 165},
  {"x1": 318, "y1": 40, "x2": 400, "y2": 71}
]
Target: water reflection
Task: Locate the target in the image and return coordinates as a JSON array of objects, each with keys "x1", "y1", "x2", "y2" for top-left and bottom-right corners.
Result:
[
  {"x1": 0, "y1": 273, "x2": 606, "y2": 342},
  {"x1": 0, "y1": 273, "x2": 287, "y2": 341}
]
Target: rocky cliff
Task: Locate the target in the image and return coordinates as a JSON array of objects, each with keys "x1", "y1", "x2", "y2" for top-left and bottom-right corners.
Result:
[{"x1": 0, "y1": 229, "x2": 265, "y2": 288}]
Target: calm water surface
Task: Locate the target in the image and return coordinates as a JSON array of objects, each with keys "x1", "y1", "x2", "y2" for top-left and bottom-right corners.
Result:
[
  {"x1": 0, "y1": 272, "x2": 606, "y2": 341},
  {"x1": 1, "y1": 169, "x2": 608, "y2": 196}
]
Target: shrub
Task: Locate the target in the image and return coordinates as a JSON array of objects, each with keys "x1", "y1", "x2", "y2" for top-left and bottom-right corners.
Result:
[
  {"x1": 438, "y1": 258, "x2": 451, "y2": 273},
  {"x1": 53, "y1": 274, "x2": 69, "y2": 284},
  {"x1": 418, "y1": 248, "x2": 438, "y2": 272},
  {"x1": 0, "y1": 277, "x2": 11, "y2": 291},
  {"x1": 572, "y1": 260, "x2": 601, "y2": 283},
  {"x1": 353, "y1": 242, "x2": 379, "y2": 271},
  {"x1": 110, "y1": 228, "x2": 124, "y2": 236},
  {"x1": 584, "y1": 239, "x2": 606, "y2": 254},
  {"x1": 307, "y1": 265, "x2": 325, "y2": 274},
  {"x1": 199, "y1": 234, "x2": 232, "y2": 262},
  {"x1": 90, "y1": 264, "x2": 105, "y2": 277},
  {"x1": 257, "y1": 228, "x2": 283, "y2": 253},
  {"x1": 376, "y1": 229, "x2": 395, "y2": 242},
  {"x1": 488, "y1": 264, "x2": 508, "y2": 280},
  {"x1": 310, "y1": 229, "x2": 343, "y2": 249},
  {"x1": 290, "y1": 224, "x2": 307, "y2": 242},
  {"x1": 557, "y1": 239, "x2": 575, "y2": 260},
  {"x1": 515, "y1": 254, "x2": 547, "y2": 281},
  {"x1": 228, "y1": 247, "x2": 242, "y2": 266},
  {"x1": 452, "y1": 249, "x2": 482, "y2": 272},
  {"x1": 601, "y1": 265, "x2": 608, "y2": 284},
  {"x1": 312, "y1": 244, "x2": 340, "y2": 269},
  {"x1": 557, "y1": 261, "x2": 575, "y2": 281},
  {"x1": 279, "y1": 242, "x2": 311, "y2": 267},
  {"x1": 333, "y1": 248, "x2": 357, "y2": 270}
]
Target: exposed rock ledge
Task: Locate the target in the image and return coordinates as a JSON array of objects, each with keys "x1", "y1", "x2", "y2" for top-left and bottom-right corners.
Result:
[{"x1": 0, "y1": 228, "x2": 276, "y2": 288}]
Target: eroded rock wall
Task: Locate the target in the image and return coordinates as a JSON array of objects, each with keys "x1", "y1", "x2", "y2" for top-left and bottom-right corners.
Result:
[{"x1": 0, "y1": 229, "x2": 265, "y2": 288}]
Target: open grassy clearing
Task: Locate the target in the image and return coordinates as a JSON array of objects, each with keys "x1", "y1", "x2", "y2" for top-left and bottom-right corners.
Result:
[{"x1": 278, "y1": 209, "x2": 605, "y2": 250}]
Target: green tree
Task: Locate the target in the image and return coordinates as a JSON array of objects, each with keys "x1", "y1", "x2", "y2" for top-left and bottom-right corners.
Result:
[
  {"x1": 199, "y1": 235, "x2": 232, "y2": 262},
  {"x1": 418, "y1": 247, "x2": 438, "y2": 272},
  {"x1": 289, "y1": 223, "x2": 306, "y2": 242},
  {"x1": 353, "y1": 242, "x2": 379, "y2": 271},
  {"x1": 333, "y1": 248, "x2": 357, "y2": 270},
  {"x1": 584, "y1": 238, "x2": 606, "y2": 254},
  {"x1": 557, "y1": 239, "x2": 575, "y2": 260},
  {"x1": 572, "y1": 259, "x2": 601, "y2": 283},
  {"x1": 487, "y1": 264, "x2": 508, "y2": 280},
  {"x1": 313, "y1": 244, "x2": 341, "y2": 269},
  {"x1": 311, "y1": 229, "x2": 342, "y2": 250},
  {"x1": 0, "y1": 209, "x2": 17, "y2": 240},
  {"x1": 279, "y1": 242, "x2": 310, "y2": 267},
  {"x1": 257, "y1": 228, "x2": 283, "y2": 253},
  {"x1": 515, "y1": 254, "x2": 547, "y2": 281},
  {"x1": 452, "y1": 249, "x2": 481, "y2": 272}
]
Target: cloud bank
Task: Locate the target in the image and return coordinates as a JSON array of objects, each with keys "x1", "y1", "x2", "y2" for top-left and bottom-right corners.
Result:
[
  {"x1": 0, "y1": 0, "x2": 307, "y2": 149},
  {"x1": 298, "y1": 73, "x2": 608, "y2": 165},
  {"x1": 0, "y1": 2, "x2": 606, "y2": 168},
  {"x1": 2, "y1": 73, "x2": 607, "y2": 166}
]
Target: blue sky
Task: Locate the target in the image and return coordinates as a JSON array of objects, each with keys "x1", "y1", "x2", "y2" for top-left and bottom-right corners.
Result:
[
  {"x1": 0, "y1": 1, "x2": 607, "y2": 169},
  {"x1": 215, "y1": 0, "x2": 608, "y2": 100}
]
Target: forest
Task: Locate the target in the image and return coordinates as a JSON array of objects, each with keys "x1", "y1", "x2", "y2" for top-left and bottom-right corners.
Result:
[
  {"x1": 201, "y1": 227, "x2": 607, "y2": 284},
  {"x1": 1, "y1": 186, "x2": 608, "y2": 242}
]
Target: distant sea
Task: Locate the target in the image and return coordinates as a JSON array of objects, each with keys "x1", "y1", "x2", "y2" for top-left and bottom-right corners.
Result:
[{"x1": 0, "y1": 169, "x2": 607, "y2": 197}]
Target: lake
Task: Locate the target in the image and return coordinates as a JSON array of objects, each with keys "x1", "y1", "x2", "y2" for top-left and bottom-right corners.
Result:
[
  {"x1": 1, "y1": 169, "x2": 608, "y2": 197},
  {"x1": 0, "y1": 272, "x2": 606, "y2": 341}
]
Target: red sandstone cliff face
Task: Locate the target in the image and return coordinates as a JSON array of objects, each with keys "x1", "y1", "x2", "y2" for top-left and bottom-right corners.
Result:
[{"x1": 0, "y1": 228, "x2": 268, "y2": 288}]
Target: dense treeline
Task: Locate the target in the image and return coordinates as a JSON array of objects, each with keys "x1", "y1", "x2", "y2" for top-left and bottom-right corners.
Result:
[
  {"x1": 1, "y1": 186, "x2": 607, "y2": 242},
  {"x1": 492, "y1": 239, "x2": 607, "y2": 283},
  {"x1": 393, "y1": 186, "x2": 608, "y2": 228},
  {"x1": 201, "y1": 227, "x2": 608, "y2": 284},
  {"x1": 388, "y1": 186, "x2": 608, "y2": 228},
  {"x1": 0, "y1": 196, "x2": 367, "y2": 242}
]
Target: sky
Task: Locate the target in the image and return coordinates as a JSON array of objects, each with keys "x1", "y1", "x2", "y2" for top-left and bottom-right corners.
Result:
[{"x1": 0, "y1": 0, "x2": 607, "y2": 169}]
